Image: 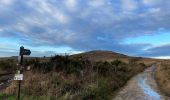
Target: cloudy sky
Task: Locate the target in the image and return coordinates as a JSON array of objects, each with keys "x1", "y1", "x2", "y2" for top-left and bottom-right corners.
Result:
[{"x1": 0, "y1": 0, "x2": 170, "y2": 58}]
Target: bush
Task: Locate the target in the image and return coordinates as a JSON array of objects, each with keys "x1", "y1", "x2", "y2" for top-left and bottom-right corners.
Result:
[
  {"x1": 82, "y1": 78, "x2": 112, "y2": 100},
  {"x1": 61, "y1": 82, "x2": 81, "y2": 94},
  {"x1": 31, "y1": 55, "x2": 85, "y2": 75},
  {"x1": 111, "y1": 59, "x2": 122, "y2": 66},
  {"x1": 0, "y1": 59, "x2": 17, "y2": 73},
  {"x1": 95, "y1": 62, "x2": 113, "y2": 76}
]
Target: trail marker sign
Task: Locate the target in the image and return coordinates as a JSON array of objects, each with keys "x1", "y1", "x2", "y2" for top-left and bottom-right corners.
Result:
[
  {"x1": 20, "y1": 46, "x2": 31, "y2": 56},
  {"x1": 14, "y1": 74, "x2": 23, "y2": 80},
  {"x1": 17, "y1": 46, "x2": 31, "y2": 100}
]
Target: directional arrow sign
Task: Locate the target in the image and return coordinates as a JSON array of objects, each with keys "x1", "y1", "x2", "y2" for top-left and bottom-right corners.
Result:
[
  {"x1": 22, "y1": 49, "x2": 31, "y2": 55},
  {"x1": 20, "y1": 46, "x2": 31, "y2": 56}
]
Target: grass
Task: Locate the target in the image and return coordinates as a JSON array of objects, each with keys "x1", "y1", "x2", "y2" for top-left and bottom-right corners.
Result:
[
  {"x1": 0, "y1": 93, "x2": 57, "y2": 100},
  {"x1": 155, "y1": 62, "x2": 170, "y2": 96}
]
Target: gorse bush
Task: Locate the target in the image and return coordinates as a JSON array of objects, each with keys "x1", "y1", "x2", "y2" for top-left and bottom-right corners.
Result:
[
  {"x1": 29, "y1": 55, "x2": 88, "y2": 75},
  {"x1": 95, "y1": 60, "x2": 123, "y2": 77},
  {"x1": 95, "y1": 61, "x2": 114, "y2": 77},
  {"x1": 64, "y1": 60, "x2": 83, "y2": 74},
  {"x1": 111, "y1": 59, "x2": 122, "y2": 67}
]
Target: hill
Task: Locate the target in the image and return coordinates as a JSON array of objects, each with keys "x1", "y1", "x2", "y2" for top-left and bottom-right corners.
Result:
[
  {"x1": 71, "y1": 50, "x2": 159, "y2": 65},
  {"x1": 71, "y1": 50, "x2": 128, "y2": 61}
]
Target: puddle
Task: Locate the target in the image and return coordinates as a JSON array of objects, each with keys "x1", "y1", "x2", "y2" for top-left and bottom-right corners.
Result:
[
  {"x1": 138, "y1": 76, "x2": 161, "y2": 100},
  {"x1": 113, "y1": 65, "x2": 169, "y2": 100}
]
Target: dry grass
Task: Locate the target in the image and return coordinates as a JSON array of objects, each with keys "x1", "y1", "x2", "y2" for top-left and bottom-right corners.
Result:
[
  {"x1": 155, "y1": 62, "x2": 170, "y2": 96},
  {"x1": 3, "y1": 71, "x2": 83, "y2": 99},
  {"x1": 2, "y1": 61, "x2": 148, "y2": 100}
]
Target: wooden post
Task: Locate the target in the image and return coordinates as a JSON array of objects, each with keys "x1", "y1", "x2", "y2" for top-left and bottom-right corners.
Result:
[{"x1": 17, "y1": 46, "x2": 24, "y2": 100}]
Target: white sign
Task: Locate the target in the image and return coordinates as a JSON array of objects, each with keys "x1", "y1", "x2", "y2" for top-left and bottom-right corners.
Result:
[{"x1": 14, "y1": 74, "x2": 23, "y2": 80}]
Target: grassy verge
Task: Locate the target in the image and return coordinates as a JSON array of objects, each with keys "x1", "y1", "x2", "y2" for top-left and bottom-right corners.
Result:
[{"x1": 155, "y1": 62, "x2": 170, "y2": 96}]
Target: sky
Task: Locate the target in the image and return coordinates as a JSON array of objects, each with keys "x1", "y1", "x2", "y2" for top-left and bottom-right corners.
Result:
[{"x1": 0, "y1": 0, "x2": 170, "y2": 58}]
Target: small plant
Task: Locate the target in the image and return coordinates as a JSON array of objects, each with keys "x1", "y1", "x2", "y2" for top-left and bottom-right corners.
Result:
[
  {"x1": 82, "y1": 78, "x2": 112, "y2": 100},
  {"x1": 111, "y1": 59, "x2": 122, "y2": 67},
  {"x1": 96, "y1": 61, "x2": 113, "y2": 76}
]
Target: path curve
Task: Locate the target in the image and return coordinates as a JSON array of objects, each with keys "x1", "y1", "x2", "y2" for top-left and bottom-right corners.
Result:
[{"x1": 113, "y1": 65, "x2": 170, "y2": 100}]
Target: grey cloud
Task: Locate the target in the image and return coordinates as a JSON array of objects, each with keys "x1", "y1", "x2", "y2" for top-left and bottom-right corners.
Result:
[
  {"x1": 0, "y1": 0, "x2": 170, "y2": 57},
  {"x1": 140, "y1": 44, "x2": 170, "y2": 57}
]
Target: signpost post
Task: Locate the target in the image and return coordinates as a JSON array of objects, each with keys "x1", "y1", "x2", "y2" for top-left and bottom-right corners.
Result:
[{"x1": 16, "y1": 46, "x2": 31, "y2": 100}]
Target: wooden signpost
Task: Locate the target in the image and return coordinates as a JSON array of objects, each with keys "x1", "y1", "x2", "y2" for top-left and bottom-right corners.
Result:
[{"x1": 16, "y1": 46, "x2": 31, "y2": 100}]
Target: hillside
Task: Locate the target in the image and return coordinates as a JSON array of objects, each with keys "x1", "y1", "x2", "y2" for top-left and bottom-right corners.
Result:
[
  {"x1": 71, "y1": 50, "x2": 128, "y2": 61},
  {"x1": 71, "y1": 50, "x2": 159, "y2": 65}
]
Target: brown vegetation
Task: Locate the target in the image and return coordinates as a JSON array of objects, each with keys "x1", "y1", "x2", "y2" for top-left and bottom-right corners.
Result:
[
  {"x1": 71, "y1": 50, "x2": 160, "y2": 65},
  {"x1": 1, "y1": 54, "x2": 149, "y2": 100},
  {"x1": 155, "y1": 61, "x2": 170, "y2": 96}
]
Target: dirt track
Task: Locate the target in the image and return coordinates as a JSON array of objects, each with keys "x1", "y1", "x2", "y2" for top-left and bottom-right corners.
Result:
[
  {"x1": 113, "y1": 65, "x2": 170, "y2": 100},
  {"x1": 0, "y1": 74, "x2": 13, "y2": 91}
]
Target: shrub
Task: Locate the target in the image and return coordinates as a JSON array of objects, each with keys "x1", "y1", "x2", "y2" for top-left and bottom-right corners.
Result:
[
  {"x1": 111, "y1": 59, "x2": 122, "y2": 67},
  {"x1": 0, "y1": 59, "x2": 17, "y2": 72},
  {"x1": 61, "y1": 82, "x2": 81, "y2": 94},
  {"x1": 95, "y1": 62, "x2": 113, "y2": 76},
  {"x1": 82, "y1": 78, "x2": 112, "y2": 100}
]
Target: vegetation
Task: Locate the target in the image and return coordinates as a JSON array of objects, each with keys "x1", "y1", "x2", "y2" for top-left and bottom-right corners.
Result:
[
  {"x1": 0, "y1": 59, "x2": 17, "y2": 73},
  {"x1": 0, "y1": 59, "x2": 17, "y2": 83},
  {"x1": 0, "y1": 54, "x2": 148, "y2": 100},
  {"x1": 155, "y1": 62, "x2": 170, "y2": 96}
]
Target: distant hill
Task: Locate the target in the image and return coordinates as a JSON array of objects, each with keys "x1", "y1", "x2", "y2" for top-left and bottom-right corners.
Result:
[
  {"x1": 71, "y1": 50, "x2": 131, "y2": 62},
  {"x1": 71, "y1": 50, "x2": 161, "y2": 65}
]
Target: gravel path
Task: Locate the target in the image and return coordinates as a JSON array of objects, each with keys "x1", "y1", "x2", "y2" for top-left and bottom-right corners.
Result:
[{"x1": 113, "y1": 65, "x2": 170, "y2": 100}]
